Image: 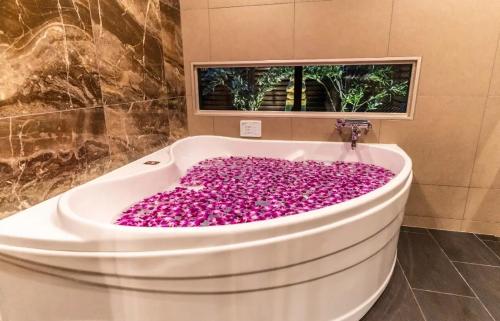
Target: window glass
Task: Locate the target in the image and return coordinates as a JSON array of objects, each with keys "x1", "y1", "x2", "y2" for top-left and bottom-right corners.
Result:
[{"x1": 195, "y1": 59, "x2": 419, "y2": 118}]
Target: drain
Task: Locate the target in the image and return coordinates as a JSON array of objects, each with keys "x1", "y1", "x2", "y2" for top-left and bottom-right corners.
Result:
[{"x1": 144, "y1": 160, "x2": 160, "y2": 165}]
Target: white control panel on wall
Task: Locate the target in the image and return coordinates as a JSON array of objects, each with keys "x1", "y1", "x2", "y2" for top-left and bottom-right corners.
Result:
[{"x1": 240, "y1": 120, "x2": 262, "y2": 138}]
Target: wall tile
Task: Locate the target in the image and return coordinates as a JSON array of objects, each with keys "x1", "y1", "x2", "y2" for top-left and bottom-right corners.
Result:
[
  {"x1": 470, "y1": 97, "x2": 500, "y2": 188},
  {"x1": 209, "y1": 0, "x2": 292, "y2": 8},
  {"x1": 380, "y1": 96, "x2": 485, "y2": 186},
  {"x1": 464, "y1": 188, "x2": 500, "y2": 223},
  {"x1": 0, "y1": 0, "x2": 186, "y2": 219},
  {"x1": 3, "y1": 108, "x2": 110, "y2": 215},
  {"x1": 489, "y1": 39, "x2": 500, "y2": 96},
  {"x1": 461, "y1": 220, "x2": 500, "y2": 235},
  {"x1": 166, "y1": 97, "x2": 189, "y2": 142},
  {"x1": 291, "y1": 118, "x2": 338, "y2": 142},
  {"x1": 291, "y1": 118, "x2": 380, "y2": 143},
  {"x1": 0, "y1": 0, "x2": 101, "y2": 118},
  {"x1": 186, "y1": 96, "x2": 214, "y2": 135},
  {"x1": 161, "y1": 0, "x2": 180, "y2": 10},
  {"x1": 104, "y1": 100, "x2": 170, "y2": 168},
  {"x1": 0, "y1": 118, "x2": 20, "y2": 218},
  {"x1": 90, "y1": 0, "x2": 166, "y2": 104},
  {"x1": 389, "y1": 0, "x2": 500, "y2": 96},
  {"x1": 160, "y1": 0, "x2": 186, "y2": 97},
  {"x1": 188, "y1": 114, "x2": 214, "y2": 135},
  {"x1": 178, "y1": 0, "x2": 500, "y2": 234},
  {"x1": 402, "y1": 215, "x2": 462, "y2": 232},
  {"x1": 60, "y1": 0, "x2": 103, "y2": 108},
  {"x1": 214, "y1": 117, "x2": 292, "y2": 140},
  {"x1": 294, "y1": 0, "x2": 393, "y2": 59},
  {"x1": 405, "y1": 184, "x2": 468, "y2": 219},
  {"x1": 210, "y1": 4, "x2": 294, "y2": 61},
  {"x1": 181, "y1": 9, "x2": 210, "y2": 96},
  {"x1": 180, "y1": 0, "x2": 208, "y2": 10}
]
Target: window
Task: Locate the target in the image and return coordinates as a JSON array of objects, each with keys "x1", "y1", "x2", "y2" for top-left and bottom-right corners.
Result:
[{"x1": 192, "y1": 58, "x2": 420, "y2": 119}]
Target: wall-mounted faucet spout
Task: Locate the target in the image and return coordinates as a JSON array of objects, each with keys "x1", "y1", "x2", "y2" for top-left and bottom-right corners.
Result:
[{"x1": 336, "y1": 119, "x2": 372, "y2": 150}]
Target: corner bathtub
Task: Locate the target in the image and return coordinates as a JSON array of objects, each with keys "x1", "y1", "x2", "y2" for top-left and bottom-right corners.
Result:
[{"x1": 0, "y1": 136, "x2": 412, "y2": 321}]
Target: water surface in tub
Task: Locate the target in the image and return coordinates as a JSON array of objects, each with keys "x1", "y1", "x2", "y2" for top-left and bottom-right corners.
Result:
[{"x1": 115, "y1": 157, "x2": 395, "y2": 227}]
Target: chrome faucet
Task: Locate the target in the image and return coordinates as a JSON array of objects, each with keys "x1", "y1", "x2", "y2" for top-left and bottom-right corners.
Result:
[{"x1": 336, "y1": 119, "x2": 372, "y2": 150}]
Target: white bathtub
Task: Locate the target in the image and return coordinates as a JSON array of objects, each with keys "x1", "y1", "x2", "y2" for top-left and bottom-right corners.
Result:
[{"x1": 0, "y1": 136, "x2": 412, "y2": 321}]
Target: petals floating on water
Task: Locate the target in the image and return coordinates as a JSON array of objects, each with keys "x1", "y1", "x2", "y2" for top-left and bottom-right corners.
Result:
[{"x1": 115, "y1": 157, "x2": 395, "y2": 228}]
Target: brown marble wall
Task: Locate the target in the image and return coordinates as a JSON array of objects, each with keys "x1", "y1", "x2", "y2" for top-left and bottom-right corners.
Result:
[{"x1": 0, "y1": 0, "x2": 187, "y2": 218}]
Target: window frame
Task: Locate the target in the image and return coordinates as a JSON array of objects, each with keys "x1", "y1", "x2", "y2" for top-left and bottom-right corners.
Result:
[{"x1": 191, "y1": 57, "x2": 421, "y2": 120}]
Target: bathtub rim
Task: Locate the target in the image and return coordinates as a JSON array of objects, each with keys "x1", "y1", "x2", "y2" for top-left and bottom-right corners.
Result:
[
  {"x1": 0, "y1": 230, "x2": 400, "y2": 292},
  {"x1": 0, "y1": 201, "x2": 405, "y2": 280},
  {"x1": 0, "y1": 176, "x2": 411, "y2": 280},
  {"x1": 57, "y1": 135, "x2": 412, "y2": 237},
  {"x1": 0, "y1": 178, "x2": 409, "y2": 262}
]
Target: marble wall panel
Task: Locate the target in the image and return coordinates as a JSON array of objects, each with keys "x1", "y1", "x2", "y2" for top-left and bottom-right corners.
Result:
[
  {"x1": 90, "y1": 0, "x2": 167, "y2": 104},
  {"x1": 0, "y1": 0, "x2": 186, "y2": 218},
  {"x1": 160, "y1": 0, "x2": 185, "y2": 97},
  {"x1": 0, "y1": 108, "x2": 110, "y2": 216},
  {"x1": 0, "y1": 0, "x2": 102, "y2": 118},
  {"x1": 0, "y1": 118, "x2": 19, "y2": 218},
  {"x1": 166, "y1": 97, "x2": 188, "y2": 142},
  {"x1": 60, "y1": 0, "x2": 103, "y2": 108},
  {"x1": 104, "y1": 100, "x2": 171, "y2": 168}
]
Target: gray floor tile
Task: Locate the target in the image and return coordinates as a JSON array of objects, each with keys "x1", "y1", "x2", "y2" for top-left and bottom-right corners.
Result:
[
  {"x1": 414, "y1": 290, "x2": 494, "y2": 321},
  {"x1": 454, "y1": 262, "x2": 500, "y2": 320},
  {"x1": 484, "y1": 241, "x2": 500, "y2": 258},
  {"x1": 397, "y1": 232, "x2": 473, "y2": 296},
  {"x1": 476, "y1": 234, "x2": 500, "y2": 242},
  {"x1": 361, "y1": 263, "x2": 425, "y2": 321},
  {"x1": 430, "y1": 230, "x2": 500, "y2": 266}
]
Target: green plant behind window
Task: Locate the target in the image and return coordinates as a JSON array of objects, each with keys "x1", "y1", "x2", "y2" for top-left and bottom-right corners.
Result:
[
  {"x1": 303, "y1": 65, "x2": 409, "y2": 112},
  {"x1": 200, "y1": 64, "x2": 409, "y2": 113},
  {"x1": 200, "y1": 67, "x2": 294, "y2": 111}
]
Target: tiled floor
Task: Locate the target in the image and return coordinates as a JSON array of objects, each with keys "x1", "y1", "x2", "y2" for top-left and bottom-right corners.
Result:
[{"x1": 362, "y1": 226, "x2": 500, "y2": 321}]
